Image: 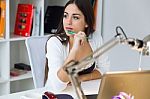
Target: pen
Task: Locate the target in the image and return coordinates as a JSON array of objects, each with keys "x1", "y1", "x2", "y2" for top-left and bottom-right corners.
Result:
[
  {"x1": 67, "y1": 30, "x2": 76, "y2": 34},
  {"x1": 67, "y1": 30, "x2": 89, "y2": 39}
]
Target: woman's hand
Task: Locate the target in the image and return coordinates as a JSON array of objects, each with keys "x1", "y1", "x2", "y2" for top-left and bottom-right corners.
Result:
[{"x1": 72, "y1": 31, "x2": 88, "y2": 50}]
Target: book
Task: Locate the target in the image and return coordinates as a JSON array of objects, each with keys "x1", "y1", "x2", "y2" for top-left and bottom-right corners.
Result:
[
  {"x1": 31, "y1": 5, "x2": 41, "y2": 36},
  {"x1": 93, "y1": 0, "x2": 98, "y2": 29},
  {"x1": 44, "y1": 6, "x2": 64, "y2": 34},
  {"x1": 14, "y1": 4, "x2": 34, "y2": 37},
  {"x1": 10, "y1": 68, "x2": 27, "y2": 77},
  {"x1": 14, "y1": 63, "x2": 31, "y2": 71},
  {"x1": 0, "y1": 0, "x2": 6, "y2": 38}
]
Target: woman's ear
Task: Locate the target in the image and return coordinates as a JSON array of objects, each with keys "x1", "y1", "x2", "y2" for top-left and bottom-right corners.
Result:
[{"x1": 85, "y1": 24, "x2": 88, "y2": 28}]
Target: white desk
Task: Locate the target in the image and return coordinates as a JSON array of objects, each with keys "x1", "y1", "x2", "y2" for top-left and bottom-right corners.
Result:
[{"x1": 0, "y1": 79, "x2": 101, "y2": 99}]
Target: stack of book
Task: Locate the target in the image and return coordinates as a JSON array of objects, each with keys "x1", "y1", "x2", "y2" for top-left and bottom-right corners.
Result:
[{"x1": 10, "y1": 63, "x2": 31, "y2": 77}]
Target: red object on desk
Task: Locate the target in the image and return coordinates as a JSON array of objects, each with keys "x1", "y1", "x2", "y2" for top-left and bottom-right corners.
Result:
[
  {"x1": 14, "y1": 4, "x2": 34, "y2": 37},
  {"x1": 42, "y1": 91, "x2": 73, "y2": 99},
  {"x1": 43, "y1": 92, "x2": 57, "y2": 99}
]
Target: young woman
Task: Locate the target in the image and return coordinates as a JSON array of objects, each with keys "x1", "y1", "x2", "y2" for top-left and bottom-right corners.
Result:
[{"x1": 45, "y1": 0, "x2": 110, "y2": 91}]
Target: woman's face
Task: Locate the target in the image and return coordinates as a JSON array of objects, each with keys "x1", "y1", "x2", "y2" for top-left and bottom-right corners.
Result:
[{"x1": 63, "y1": 4, "x2": 88, "y2": 36}]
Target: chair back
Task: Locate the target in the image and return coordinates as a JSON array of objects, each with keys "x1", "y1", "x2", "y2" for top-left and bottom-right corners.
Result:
[{"x1": 25, "y1": 36, "x2": 49, "y2": 88}]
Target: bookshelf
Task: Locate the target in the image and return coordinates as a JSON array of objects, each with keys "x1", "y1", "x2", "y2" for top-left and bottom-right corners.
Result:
[
  {"x1": 0, "y1": 0, "x2": 69, "y2": 96},
  {"x1": 0, "y1": 0, "x2": 102, "y2": 96},
  {"x1": 0, "y1": 0, "x2": 37, "y2": 95}
]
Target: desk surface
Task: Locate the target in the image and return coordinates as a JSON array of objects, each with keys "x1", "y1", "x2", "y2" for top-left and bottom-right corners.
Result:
[{"x1": 0, "y1": 79, "x2": 101, "y2": 99}]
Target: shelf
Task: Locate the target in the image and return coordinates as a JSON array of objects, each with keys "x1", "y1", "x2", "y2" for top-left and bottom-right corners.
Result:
[
  {"x1": 0, "y1": 78, "x2": 9, "y2": 83},
  {"x1": 10, "y1": 34, "x2": 29, "y2": 41},
  {"x1": 0, "y1": 38, "x2": 5, "y2": 40},
  {"x1": 0, "y1": 38, "x2": 8, "y2": 42},
  {"x1": 10, "y1": 71, "x2": 32, "y2": 81}
]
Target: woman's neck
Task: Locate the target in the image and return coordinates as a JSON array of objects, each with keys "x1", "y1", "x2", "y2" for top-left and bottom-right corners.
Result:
[{"x1": 69, "y1": 37, "x2": 74, "y2": 50}]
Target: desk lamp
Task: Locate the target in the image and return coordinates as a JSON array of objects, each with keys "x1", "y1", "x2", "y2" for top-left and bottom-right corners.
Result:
[{"x1": 64, "y1": 26, "x2": 150, "y2": 99}]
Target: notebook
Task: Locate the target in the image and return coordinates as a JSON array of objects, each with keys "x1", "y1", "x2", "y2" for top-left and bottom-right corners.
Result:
[{"x1": 97, "y1": 70, "x2": 150, "y2": 99}]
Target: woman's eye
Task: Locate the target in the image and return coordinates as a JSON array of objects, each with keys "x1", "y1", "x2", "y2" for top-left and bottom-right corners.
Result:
[
  {"x1": 73, "y1": 16, "x2": 79, "y2": 20},
  {"x1": 63, "y1": 14, "x2": 67, "y2": 18}
]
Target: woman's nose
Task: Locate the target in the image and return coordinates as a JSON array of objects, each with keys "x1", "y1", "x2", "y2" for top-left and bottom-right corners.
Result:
[{"x1": 66, "y1": 17, "x2": 72, "y2": 25}]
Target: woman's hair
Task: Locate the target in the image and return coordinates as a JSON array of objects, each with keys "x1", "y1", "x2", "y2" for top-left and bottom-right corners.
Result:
[{"x1": 50, "y1": 0, "x2": 95, "y2": 44}]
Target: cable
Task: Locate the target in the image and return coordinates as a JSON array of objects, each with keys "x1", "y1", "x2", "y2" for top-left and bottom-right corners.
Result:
[{"x1": 115, "y1": 26, "x2": 128, "y2": 40}]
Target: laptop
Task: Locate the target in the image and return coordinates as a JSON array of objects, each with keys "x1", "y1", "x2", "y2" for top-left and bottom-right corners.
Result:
[{"x1": 97, "y1": 70, "x2": 150, "y2": 99}]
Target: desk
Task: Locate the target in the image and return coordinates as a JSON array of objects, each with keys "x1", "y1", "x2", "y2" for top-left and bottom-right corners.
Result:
[{"x1": 0, "y1": 79, "x2": 101, "y2": 99}]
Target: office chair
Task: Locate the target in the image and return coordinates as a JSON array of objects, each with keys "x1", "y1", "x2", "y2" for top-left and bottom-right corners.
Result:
[{"x1": 25, "y1": 36, "x2": 49, "y2": 88}]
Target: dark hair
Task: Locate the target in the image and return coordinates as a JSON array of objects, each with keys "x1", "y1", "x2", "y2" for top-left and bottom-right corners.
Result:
[{"x1": 51, "y1": 0, "x2": 95, "y2": 45}]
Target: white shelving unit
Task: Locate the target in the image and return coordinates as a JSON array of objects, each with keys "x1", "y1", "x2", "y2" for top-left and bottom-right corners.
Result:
[
  {"x1": 0, "y1": 0, "x2": 69, "y2": 96},
  {"x1": 0, "y1": 0, "x2": 44, "y2": 96}
]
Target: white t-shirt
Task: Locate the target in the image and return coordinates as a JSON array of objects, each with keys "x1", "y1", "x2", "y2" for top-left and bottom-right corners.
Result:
[{"x1": 45, "y1": 31, "x2": 110, "y2": 91}]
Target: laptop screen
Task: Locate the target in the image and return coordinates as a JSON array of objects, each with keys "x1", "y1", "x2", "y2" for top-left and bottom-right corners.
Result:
[{"x1": 97, "y1": 70, "x2": 150, "y2": 99}]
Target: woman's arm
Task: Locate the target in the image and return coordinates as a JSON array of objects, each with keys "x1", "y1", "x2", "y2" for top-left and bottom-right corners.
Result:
[
  {"x1": 57, "y1": 48, "x2": 79, "y2": 82},
  {"x1": 78, "y1": 69, "x2": 101, "y2": 82},
  {"x1": 58, "y1": 31, "x2": 90, "y2": 83},
  {"x1": 45, "y1": 37, "x2": 69, "y2": 91}
]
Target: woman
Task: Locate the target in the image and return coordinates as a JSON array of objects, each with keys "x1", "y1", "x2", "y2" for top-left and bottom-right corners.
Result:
[{"x1": 45, "y1": 0, "x2": 110, "y2": 91}]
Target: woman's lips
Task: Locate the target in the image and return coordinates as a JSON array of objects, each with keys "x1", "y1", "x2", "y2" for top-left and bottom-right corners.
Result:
[
  {"x1": 65, "y1": 27, "x2": 76, "y2": 34},
  {"x1": 65, "y1": 27, "x2": 73, "y2": 30}
]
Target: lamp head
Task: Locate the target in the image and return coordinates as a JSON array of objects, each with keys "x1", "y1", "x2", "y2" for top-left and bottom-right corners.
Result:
[{"x1": 142, "y1": 34, "x2": 150, "y2": 56}]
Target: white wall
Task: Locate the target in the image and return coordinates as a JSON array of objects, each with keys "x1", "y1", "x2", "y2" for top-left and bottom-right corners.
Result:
[{"x1": 102, "y1": 0, "x2": 150, "y2": 71}]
